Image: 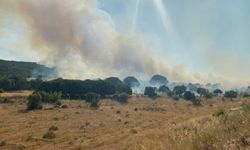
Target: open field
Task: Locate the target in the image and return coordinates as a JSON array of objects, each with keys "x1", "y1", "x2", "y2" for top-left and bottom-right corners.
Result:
[{"x1": 0, "y1": 92, "x2": 250, "y2": 150}]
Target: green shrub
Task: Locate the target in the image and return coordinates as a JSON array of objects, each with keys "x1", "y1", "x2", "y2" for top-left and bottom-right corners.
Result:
[
  {"x1": 191, "y1": 98, "x2": 202, "y2": 106},
  {"x1": 184, "y1": 91, "x2": 196, "y2": 101},
  {"x1": 85, "y1": 92, "x2": 100, "y2": 109},
  {"x1": 242, "y1": 102, "x2": 250, "y2": 112},
  {"x1": 144, "y1": 87, "x2": 157, "y2": 98},
  {"x1": 173, "y1": 95, "x2": 180, "y2": 101},
  {"x1": 112, "y1": 93, "x2": 129, "y2": 104},
  {"x1": 242, "y1": 93, "x2": 250, "y2": 98},
  {"x1": 0, "y1": 89, "x2": 4, "y2": 93},
  {"x1": 0, "y1": 97, "x2": 12, "y2": 104},
  {"x1": 49, "y1": 125, "x2": 58, "y2": 131},
  {"x1": 27, "y1": 93, "x2": 43, "y2": 110},
  {"x1": 224, "y1": 90, "x2": 238, "y2": 100},
  {"x1": 61, "y1": 105, "x2": 68, "y2": 109},
  {"x1": 43, "y1": 131, "x2": 56, "y2": 139},
  {"x1": 213, "y1": 109, "x2": 225, "y2": 117},
  {"x1": 37, "y1": 91, "x2": 61, "y2": 104}
]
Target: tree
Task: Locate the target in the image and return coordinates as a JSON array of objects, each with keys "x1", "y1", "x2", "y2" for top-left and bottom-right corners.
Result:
[
  {"x1": 184, "y1": 91, "x2": 196, "y2": 100},
  {"x1": 149, "y1": 75, "x2": 168, "y2": 86},
  {"x1": 224, "y1": 90, "x2": 238, "y2": 100},
  {"x1": 30, "y1": 76, "x2": 43, "y2": 90},
  {"x1": 213, "y1": 89, "x2": 223, "y2": 96},
  {"x1": 158, "y1": 85, "x2": 170, "y2": 93},
  {"x1": 197, "y1": 88, "x2": 213, "y2": 99},
  {"x1": 123, "y1": 76, "x2": 140, "y2": 87},
  {"x1": 105, "y1": 77, "x2": 132, "y2": 95},
  {"x1": 37, "y1": 78, "x2": 132, "y2": 100},
  {"x1": 144, "y1": 87, "x2": 157, "y2": 98},
  {"x1": 173, "y1": 85, "x2": 187, "y2": 97}
]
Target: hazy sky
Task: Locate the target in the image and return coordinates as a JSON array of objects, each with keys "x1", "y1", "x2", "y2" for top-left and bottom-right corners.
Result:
[{"x1": 0, "y1": 0, "x2": 250, "y2": 87}]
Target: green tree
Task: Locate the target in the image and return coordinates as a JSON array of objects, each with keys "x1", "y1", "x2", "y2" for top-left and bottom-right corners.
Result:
[
  {"x1": 197, "y1": 88, "x2": 213, "y2": 99},
  {"x1": 149, "y1": 74, "x2": 168, "y2": 85},
  {"x1": 213, "y1": 89, "x2": 223, "y2": 96},
  {"x1": 173, "y1": 85, "x2": 187, "y2": 97},
  {"x1": 123, "y1": 76, "x2": 140, "y2": 87},
  {"x1": 224, "y1": 90, "x2": 238, "y2": 100},
  {"x1": 158, "y1": 85, "x2": 170, "y2": 94},
  {"x1": 144, "y1": 87, "x2": 157, "y2": 98},
  {"x1": 184, "y1": 91, "x2": 196, "y2": 100}
]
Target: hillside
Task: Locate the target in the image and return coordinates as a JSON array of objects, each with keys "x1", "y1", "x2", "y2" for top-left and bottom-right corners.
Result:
[{"x1": 0, "y1": 59, "x2": 55, "y2": 78}]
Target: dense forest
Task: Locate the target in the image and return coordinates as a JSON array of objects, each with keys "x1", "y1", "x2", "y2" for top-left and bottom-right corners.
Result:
[{"x1": 0, "y1": 59, "x2": 55, "y2": 78}]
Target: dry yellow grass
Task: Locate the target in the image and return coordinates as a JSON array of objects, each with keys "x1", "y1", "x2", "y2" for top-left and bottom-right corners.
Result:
[
  {"x1": 0, "y1": 92, "x2": 249, "y2": 150},
  {"x1": 0, "y1": 91, "x2": 32, "y2": 98}
]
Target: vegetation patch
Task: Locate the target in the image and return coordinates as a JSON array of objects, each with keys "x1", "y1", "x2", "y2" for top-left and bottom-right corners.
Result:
[
  {"x1": 43, "y1": 131, "x2": 56, "y2": 139},
  {"x1": 27, "y1": 93, "x2": 43, "y2": 110},
  {"x1": 85, "y1": 92, "x2": 100, "y2": 109},
  {"x1": 144, "y1": 87, "x2": 157, "y2": 98},
  {"x1": 242, "y1": 101, "x2": 250, "y2": 112},
  {"x1": 177, "y1": 110, "x2": 250, "y2": 150},
  {"x1": 112, "y1": 93, "x2": 129, "y2": 104},
  {"x1": 213, "y1": 109, "x2": 225, "y2": 117}
]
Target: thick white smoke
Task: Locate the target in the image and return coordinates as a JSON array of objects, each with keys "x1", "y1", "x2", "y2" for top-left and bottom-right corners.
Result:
[
  {"x1": 0, "y1": 0, "x2": 165, "y2": 79},
  {"x1": 0, "y1": 0, "x2": 249, "y2": 89}
]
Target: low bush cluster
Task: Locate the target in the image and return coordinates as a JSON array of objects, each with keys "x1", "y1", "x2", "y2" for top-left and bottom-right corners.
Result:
[
  {"x1": 85, "y1": 92, "x2": 100, "y2": 109},
  {"x1": 112, "y1": 93, "x2": 130, "y2": 104},
  {"x1": 27, "y1": 91, "x2": 61, "y2": 110}
]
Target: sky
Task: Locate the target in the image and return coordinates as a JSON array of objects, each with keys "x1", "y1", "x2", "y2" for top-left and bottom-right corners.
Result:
[{"x1": 0, "y1": 0, "x2": 250, "y2": 88}]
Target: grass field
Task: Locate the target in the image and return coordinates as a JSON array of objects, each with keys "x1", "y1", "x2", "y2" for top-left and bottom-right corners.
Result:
[{"x1": 0, "y1": 92, "x2": 250, "y2": 150}]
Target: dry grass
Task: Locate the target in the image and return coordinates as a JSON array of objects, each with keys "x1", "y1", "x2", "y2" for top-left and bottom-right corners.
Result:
[{"x1": 0, "y1": 92, "x2": 249, "y2": 150}]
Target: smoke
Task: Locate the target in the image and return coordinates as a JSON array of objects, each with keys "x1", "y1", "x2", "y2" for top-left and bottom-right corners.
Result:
[
  {"x1": 0, "y1": 0, "x2": 159, "y2": 78},
  {"x1": 0, "y1": 0, "x2": 249, "y2": 88}
]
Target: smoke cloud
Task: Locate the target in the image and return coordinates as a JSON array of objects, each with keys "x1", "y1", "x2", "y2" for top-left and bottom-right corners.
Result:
[
  {"x1": 0, "y1": 0, "x2": 161, "y2": 78},
  {"x1": 0, "y1": 0, "x2": 249, "y2": 88}
]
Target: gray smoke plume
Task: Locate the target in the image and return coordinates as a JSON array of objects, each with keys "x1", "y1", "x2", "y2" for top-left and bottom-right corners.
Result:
[
  {"x1": 0, "y1": 0, "x2": 249, "y2": 89},
  {"x1": 0, "y1": 0, "x2": 164, "y2": 79}
]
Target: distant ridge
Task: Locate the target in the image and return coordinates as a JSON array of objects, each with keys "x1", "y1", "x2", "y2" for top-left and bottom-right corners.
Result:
[{"x1": 0, "y1": 59, "x2": 55, "y2": 78}]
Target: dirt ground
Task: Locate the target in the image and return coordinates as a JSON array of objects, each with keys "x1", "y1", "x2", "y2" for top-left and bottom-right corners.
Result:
[{"x1": 0, "y1": 92, "x2": 248, "y2": 150}]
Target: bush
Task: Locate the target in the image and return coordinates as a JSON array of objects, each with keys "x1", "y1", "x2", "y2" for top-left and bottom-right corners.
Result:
[
  {"x1": 49, "y1": 125, "x2": 58, "y2": 131},
  {"x1": 191, "y1": 98, "x2": 202, "y2": 106},
  {"x1": 242, "y1": 93, "x2": 250, "y2": 98},
  {"x1": 213, "y1": 109, "x2": 225, "y2": 117},
  {"x1": 173, "y1": 95, "x2": 180, "y2": 101},
  {"x1": 197, "y1": 88, "x2": 213, "y2": 99},
  {"x1": 224, "y1": 90, "x2": 238, "y2": 100},
  {"x1": 213, "y1": 89, "x2": 223, "y2": 96},
  {"x1": 27, "y1": 93, "x2": 43, "y2": 110},
  {"x1": 144, "y1": 87, "x2": 157, "y2": 98},
  {"x1": 85, "y1": 92, "x2": 100, "y2": 109},
  {"x1": 38, "y1": 91, "x2": 61, "y2": 104},
  {"x1": 158, "y1": 85, "x2": 171, "y2": 94},
  {"x1": 112, "y1": 93, "x2": 129, "y2": 104},
  {"x1": 242, "y1": 102, "x2": 250, "y2": 112},
  {"x1": 43, "y1": 131, "x2": 56, "y2": 139},
  {"x1": 0, "y1": 89, "x2": 4, "y2": 93},
  {"x1": 0, "y1": 97, "x2": 12, "y2": 104},
  {"x1": 173, "y1": 85, "x2": 187, "y2": 97},
  {"x1": 184, "y1": 91, "x2": 196, "y2": 101}
]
